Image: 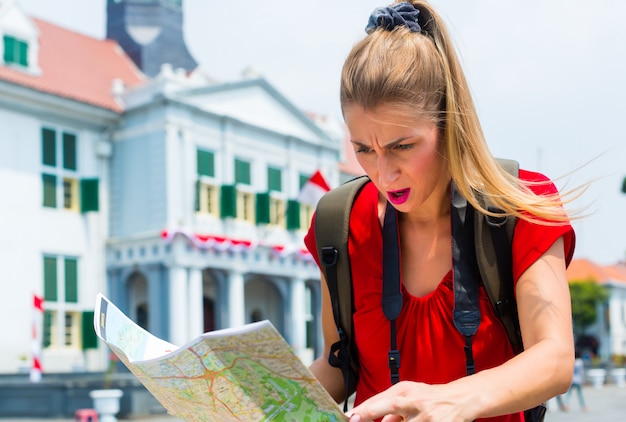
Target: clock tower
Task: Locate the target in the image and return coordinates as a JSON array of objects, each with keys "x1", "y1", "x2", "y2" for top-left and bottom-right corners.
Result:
[{"x1": 106, "y1": 0, "x2": 197, "y2": 77}]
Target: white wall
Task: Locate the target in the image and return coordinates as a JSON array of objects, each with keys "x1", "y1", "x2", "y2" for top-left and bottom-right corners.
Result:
[{"x1": 0, "y1": 106, "x2": 108, "y2": 372}]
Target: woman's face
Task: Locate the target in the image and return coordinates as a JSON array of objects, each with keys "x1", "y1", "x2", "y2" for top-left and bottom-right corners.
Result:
[{"x1": 344, "y1": 104, "x2": 449, "y2": 216}]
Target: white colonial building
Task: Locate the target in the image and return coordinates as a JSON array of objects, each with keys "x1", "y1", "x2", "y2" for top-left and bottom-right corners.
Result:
[
  {"x1": 0, "y1": 0, "x2": 361, "y2": 375},
  {"x1": 567, "y1": 258, "x2": 626, "y2": 362}
]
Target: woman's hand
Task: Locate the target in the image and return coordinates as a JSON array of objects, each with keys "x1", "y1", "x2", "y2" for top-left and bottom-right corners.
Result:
[{"x1": 347, "y1": 381, "x2": 475, "y2": 422}]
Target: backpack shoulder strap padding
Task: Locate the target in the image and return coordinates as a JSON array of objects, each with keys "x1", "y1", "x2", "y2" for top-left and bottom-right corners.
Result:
[
  {"x1": 474, "y1": 158, "x2": 522, "y2": 353},
  {"x1": 314, "y1": 175, "x2": 369, "y2": 395}
]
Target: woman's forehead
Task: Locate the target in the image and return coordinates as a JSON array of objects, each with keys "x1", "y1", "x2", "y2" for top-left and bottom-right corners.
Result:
[{"x1": 344, "y1": 103, "x2": 433, "y2": 127}]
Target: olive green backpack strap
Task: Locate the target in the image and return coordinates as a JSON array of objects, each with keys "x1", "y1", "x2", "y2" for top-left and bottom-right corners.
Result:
[
  {"x1": 474, "y1": 159, "x2": 546, "y2": 422},
  {"x1": 474, "y1": 158, "x2": 522, "y2": 353},
  {"x1": 314, "y1": 175, "x2": 369, "y2": 409}
]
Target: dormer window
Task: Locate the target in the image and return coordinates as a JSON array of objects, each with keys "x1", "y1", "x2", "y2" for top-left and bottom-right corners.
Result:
[
  {"x1": 0, "y1": 0, "x2": 41, "y2": 74},
  {"x1": 3, "y1": 34, "x2": 28, "y2": 67}
]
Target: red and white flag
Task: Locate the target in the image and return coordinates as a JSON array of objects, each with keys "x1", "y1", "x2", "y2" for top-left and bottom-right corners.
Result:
[
  {"x1": 31, "y1": 293, "x2": 44, "y2": 382},
  {"x1": 297, "y1": 170, "x2": 331, "y2": 207}
]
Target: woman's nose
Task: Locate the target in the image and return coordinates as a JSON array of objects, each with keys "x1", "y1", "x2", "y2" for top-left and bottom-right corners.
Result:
[{"x1": 376, "y1": 154, "x2": 399, "y2": 187}]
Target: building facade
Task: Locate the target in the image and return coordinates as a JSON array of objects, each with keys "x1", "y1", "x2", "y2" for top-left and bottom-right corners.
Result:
[
  {"x1": 567, "y1": 258, "x2": 626, "y2": 362},
  {"x1": 0, "y1": 0, "x2": 352, "y2": 375},
  {"x1": 105, "y1": 72, "x2": 341, "y2": 365}
]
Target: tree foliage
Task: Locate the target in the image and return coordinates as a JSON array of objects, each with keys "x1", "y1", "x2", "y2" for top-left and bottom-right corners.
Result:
[{"x1": 569, "y1": 280, "x2": 609, "y2": 335}]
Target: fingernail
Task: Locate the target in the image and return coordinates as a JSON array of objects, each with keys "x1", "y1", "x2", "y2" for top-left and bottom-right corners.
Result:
[{"x1": 349, "y1": 414, "x2": 361, "y2": 422}]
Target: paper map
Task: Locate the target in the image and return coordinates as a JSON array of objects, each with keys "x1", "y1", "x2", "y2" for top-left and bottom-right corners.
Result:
[{"x1": 93, "y1": 293, "x2": 347, "y2": 421}]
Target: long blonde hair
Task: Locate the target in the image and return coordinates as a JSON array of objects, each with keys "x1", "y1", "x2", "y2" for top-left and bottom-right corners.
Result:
[{"x1": 341, "y1": 0, "x2": 581, "y2": 223}]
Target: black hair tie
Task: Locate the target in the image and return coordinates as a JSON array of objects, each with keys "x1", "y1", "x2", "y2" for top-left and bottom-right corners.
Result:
[{"x1": 365, "y1": 2, "x2": 422, "y2": 34}]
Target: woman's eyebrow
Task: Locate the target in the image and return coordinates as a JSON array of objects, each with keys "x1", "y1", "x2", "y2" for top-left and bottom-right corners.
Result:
[
  {"x1": 383, "y1": 137, "x2": 411, "y2": 148},
  {"x1": 350, "y1": 140, "x2": 369, "y2": 148},
  {"x1": 350, "y1": 137, "x2": 411, "y2": 149}
]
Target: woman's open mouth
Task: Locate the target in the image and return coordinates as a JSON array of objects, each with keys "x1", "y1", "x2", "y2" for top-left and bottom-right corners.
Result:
[{"x1": 387, "y1": 188, "x2": 410, "y2": 205}]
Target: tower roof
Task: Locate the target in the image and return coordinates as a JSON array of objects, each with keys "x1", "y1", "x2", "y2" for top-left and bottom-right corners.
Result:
[{"x1": 106, "y1": 0, "x2": 197, "y2": 77}]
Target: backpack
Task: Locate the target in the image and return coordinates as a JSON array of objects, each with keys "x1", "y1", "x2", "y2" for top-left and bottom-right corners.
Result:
[{"x1": 314, "y1": 159, "x2": 546, "y2": 422}]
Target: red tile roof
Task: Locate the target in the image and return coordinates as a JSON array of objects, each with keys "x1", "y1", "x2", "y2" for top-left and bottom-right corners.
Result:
[
  {"x1": 567, "y1": 258, "x2": 626, "y2": 285},
  {"x1": 0, "y1": 17, "x2": 145, "y2": 112}
]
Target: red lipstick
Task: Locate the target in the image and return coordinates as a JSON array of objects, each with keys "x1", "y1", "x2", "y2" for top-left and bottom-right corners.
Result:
[{"x1": 387, "y1": 188, "x2": 410, "y2": 205}]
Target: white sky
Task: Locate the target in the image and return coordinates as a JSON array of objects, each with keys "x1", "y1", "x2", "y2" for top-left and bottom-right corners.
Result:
[{"x1": 14, "y1": 0, "x2": 626, "y2": 265}]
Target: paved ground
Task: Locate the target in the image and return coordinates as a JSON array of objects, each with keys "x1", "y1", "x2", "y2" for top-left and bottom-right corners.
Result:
[
  {"x1": 544, "y1": 384, "x2": 626, "y2": 421},
  {"x1": 1, "y1": 384, "x2": 624, "y2": 421}
]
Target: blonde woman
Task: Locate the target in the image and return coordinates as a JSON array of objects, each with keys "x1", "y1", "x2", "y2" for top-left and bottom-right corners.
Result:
[{"x1": 306, "y1": 1, "x2": 577, "y2": 421}]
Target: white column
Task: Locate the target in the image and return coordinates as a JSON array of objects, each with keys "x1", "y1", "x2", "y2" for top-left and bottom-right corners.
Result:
[
  {"x1": 227, "y1": 271, "x2": 245, "y2": 328},
  {"x1": 290, "y1": 278, "x2": 308, "y2": 363},
  {"x1": 220, "y1": 119, "x2": 234, "y2": 184},
  {"x1": 188, "y1": 268, "x2": 204, "y2": 336},
  {"x1": 169, "y1": 266, "x2": 189, "y2": 346},
  {"x1": 165, "y1": 124, "x2": 183, "y2": 228}
]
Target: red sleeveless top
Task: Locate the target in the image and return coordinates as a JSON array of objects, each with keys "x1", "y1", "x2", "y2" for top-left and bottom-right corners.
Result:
[{"x1": 305, "y1": 170, "x2": 575, "y2": 422}]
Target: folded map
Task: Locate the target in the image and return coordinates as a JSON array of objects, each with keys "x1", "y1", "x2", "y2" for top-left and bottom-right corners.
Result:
[{"x1": 93, "y1": 293, "x2": 347, "y2": 421}]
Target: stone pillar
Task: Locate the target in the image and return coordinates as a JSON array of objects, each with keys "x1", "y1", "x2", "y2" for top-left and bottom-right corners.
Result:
[
  {"x1": 188, "y1": 268, "x2": 204, "y2": 336},
  {"x1": 290, "y1": 278, "x2": 308, "y2": 363},
  {"x1": 169, "y1": 266, "x2": 189, "y2": 345},
  {"x1": 146, "y1": 264, "x2": 167, "y2": 340},
  {"x1": 227, "y1": 270, "x2": 245, "y2": 328}
]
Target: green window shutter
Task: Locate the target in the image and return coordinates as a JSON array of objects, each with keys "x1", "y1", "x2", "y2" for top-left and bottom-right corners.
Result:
[
  {"x1": 3, "y1": 36, "x2": 28, "y2": 66},
  {"x1": 197, "y1": 149, "x2": 215, "y2": 177},
  {"x1": 64, "y1": 258, "x2": 78, "y2": 303},
  {"x1": 306, "y1": 319, "x2": 314, "y2": 348},
  {"x1": 62, "y1": 133, "x2": 77, "y2": 170},
  {"x1": 18, "y1": 39, "x2": 27, "y2": 66},
  {"x1": 268, "y1": 167, "x2": 282, "y2": 192},
  {"x1": 235, "y1": 159, "x2": 251, "y2": 185},
  {"x1": 42, "y1": 128, "x2": 56, "y2": 166},
  {"x1": 286, "y1": 199, "x2": 301, "y2": 230},
  {"x1": 194, "y1": 180, "x2": 201, "y2": 211},
  {"x1": 43, "y1": 310, "x2": 53, "y2": 348},
  {"x1": 81, "y1": 311, "x2": 98, "y2": 349},
  {"x1": 3, "y1": 35, "x2": 14, "y2": 63},
  {"x1": 42, "y1": 174, "x2": 57, "y2": 208},
  {"x1": 80, "y1": 179, "x2": 99, "y2": 212},
  {"x1": 220, "y1": 185, "x2": 237, "y2": 218},
  {"x1": 299, "y1": 173, "x2": 310, "y2": 189},
  {"x1": 255, "y1": 192, "x2": 270, "y2": 224},
  {"x1": 43, "y1": 257, "x2": 57, "y2": 302}
]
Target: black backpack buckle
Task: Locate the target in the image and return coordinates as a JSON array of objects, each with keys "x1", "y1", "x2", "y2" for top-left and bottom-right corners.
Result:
[{"x1": 321, "y1": 247, "x2": 338, "y2": 267}]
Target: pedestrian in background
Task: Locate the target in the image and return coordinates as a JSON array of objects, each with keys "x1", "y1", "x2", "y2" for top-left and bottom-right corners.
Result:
[
  {"x1": 565, "y1": 351, "x2": 589, "y2": 412},
  {"x1": 554, "y1": 394, "x2": 567, "y2": 412}
]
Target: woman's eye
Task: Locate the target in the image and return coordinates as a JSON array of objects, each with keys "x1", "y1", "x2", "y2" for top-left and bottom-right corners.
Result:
[{"x1": 394, "y1": 144, "x2": 413, "y2": 151}]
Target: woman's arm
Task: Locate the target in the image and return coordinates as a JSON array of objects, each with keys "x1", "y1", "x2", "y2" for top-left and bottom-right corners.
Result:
[
  {"x1": 309, "y1": 271, "x2": 347, "y2": 403},
  {"x1": 457, "y1": 236, "x2": 575, "y2": 417},
  {"x1": 347, "y1": 237, "x2": 575, "y2": 421}
]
